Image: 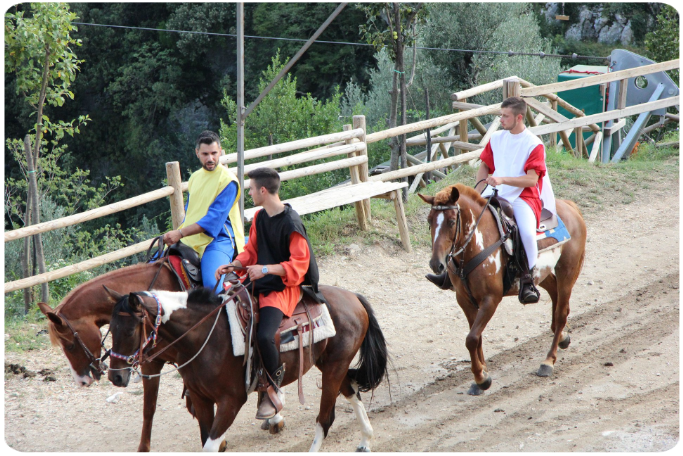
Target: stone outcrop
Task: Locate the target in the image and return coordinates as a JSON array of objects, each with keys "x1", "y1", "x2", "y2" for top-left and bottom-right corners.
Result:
[{"x1": 544, "y1": 3, "x2": 636, "y2": 45}]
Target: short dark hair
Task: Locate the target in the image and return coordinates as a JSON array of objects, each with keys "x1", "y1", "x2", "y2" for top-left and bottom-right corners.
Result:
[
  {"x1": 501, "y1": 96, "x2": 527, "y2": 118},
  {"x1": 248, "y1": 167, "x2": 280, "y2": 195},
  {"x1": 196, "y1": 130, "x2": 221, "y2": 150}
]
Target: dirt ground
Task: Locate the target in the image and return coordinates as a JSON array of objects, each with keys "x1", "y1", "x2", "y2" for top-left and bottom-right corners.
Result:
[{"x1": 4, "y1": 175, "x2": 679, "y2": 452}]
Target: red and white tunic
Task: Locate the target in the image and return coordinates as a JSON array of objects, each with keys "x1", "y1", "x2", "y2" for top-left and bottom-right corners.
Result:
[{"x1": 480, "y1": 129, "x2": 555, "y2": 227}]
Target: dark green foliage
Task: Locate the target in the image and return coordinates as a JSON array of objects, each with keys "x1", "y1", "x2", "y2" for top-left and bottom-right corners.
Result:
[{"x1": 645, "y1": 5, "x2": 679, "y2": 85}]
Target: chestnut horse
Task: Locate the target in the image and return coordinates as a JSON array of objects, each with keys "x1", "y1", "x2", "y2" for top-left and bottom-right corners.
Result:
[
  {"x1": 106, "y1": 285, "x2": 388, "y2": 452},
  {"x1": 37, "y1": 261, "x2": 191, "y2": 451},
  {"x1": 419, "y1": 183, "x2": 586, "y2": 395}
]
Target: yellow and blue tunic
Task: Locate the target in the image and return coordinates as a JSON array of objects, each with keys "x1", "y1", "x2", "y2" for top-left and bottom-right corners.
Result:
[{"x1": 179, "y1": 165, "x2": 245, "y2": 290}]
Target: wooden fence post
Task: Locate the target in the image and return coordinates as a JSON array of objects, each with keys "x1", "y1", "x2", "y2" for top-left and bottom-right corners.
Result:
[
  {"x1": 166, "y1": 161, "x2": 185, "y2": 229},
  {"x1": 458, "y1": 97, "x2": 469, "y2": 156},
  {"x1": 549, "y1": 100, "x2": 558, "y2": 148},
  {"x1": 353, "y1": 115, "x2": 371, "y2": 222},
  {"x1": 344, "y1": 124, "x2": 368, "y2": 230},
  {"x1": 503, "y1": 77, "x2": 521, "y2": 99}
]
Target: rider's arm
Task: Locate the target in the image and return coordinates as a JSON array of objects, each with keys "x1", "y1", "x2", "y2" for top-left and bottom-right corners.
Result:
[
  {"x1": 475, "y1": 162, "x2": 490, "y2": 193},
  {"x1": 195, "y1": 181, "x2": 238, "y2": 238},
  {"x1": 277, "y1": 232, "x2": 309, "y2": 286},
  {"x1": 488, "y1": 169, "x2": 539, "y2": 188}
]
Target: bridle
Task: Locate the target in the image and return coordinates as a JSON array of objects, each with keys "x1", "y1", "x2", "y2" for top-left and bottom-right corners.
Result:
[
  {"x1": 432, "y1": 185, "x2": 508, "y2": 309},
  {"x1": 108, "y1": 291, "x2": 164, "y2": 367},
  {"x1": 57, "y1": 312, "x2": 110, "y2": 378}
]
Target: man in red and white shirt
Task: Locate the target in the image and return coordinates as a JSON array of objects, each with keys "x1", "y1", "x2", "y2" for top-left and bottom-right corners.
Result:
[{"x1": 475, "y1": 96, "x2": 546, "y2": 303}]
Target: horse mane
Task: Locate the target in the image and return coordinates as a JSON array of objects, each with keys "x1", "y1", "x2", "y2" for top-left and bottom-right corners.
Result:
[
  {"x1": 55, "y1": 262, "x2": 153, "y2": 313},
  {"x1": 187, "y1": 287, "x2": 223, "y2": 308},
  {"x1": 112, "y1": 294, "x2": 136, "y2": 317},
  {"x1": 434, "y1": 183, "x2": 487, "y2": 207}
]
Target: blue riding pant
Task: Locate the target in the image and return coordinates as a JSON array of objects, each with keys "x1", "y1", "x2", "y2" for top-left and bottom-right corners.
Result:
[{"x1": 201, "y1": 238, "x2": 235, "y2": 293}]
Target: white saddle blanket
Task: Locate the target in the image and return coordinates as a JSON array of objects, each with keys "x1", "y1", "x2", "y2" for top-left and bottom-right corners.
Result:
[{"x1": 225, "y1": 300, "x2": 336, "y2": 357}]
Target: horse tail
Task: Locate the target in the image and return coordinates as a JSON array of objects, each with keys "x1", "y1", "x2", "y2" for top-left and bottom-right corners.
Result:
[{"x1": 348, "y1": 293, "x2": 389, "y2": 392}]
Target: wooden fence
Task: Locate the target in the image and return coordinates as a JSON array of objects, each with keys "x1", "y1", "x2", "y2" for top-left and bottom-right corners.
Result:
[{"x1": 5, "y1": 59, "x2": 679, "y2": 294}]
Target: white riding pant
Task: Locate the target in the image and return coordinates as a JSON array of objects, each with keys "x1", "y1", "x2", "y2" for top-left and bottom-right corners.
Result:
[{"x1": 512, "y1": 198, "x2": 537, "y2": 270}]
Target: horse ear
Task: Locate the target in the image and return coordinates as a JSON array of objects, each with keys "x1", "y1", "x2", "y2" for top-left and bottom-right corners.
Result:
[
  {"x1": 37, "y1": 303, "x2": 65, "y2": 328},
  {"x1": 450, "y1": 187, "x2": 460, "y2": 204},
  {"x1": 128, "y1": 293, "x2": 143, "y2": 311},
  {"x1": 417, "y1": 193, "x2": 434, "y2": 205},
  {"x1": 103, "y1": 285, "x2": 123, "y2": 303}
]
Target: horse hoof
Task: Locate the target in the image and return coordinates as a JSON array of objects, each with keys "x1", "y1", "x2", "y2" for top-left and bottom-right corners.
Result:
[
  {"x1": 468, "y1": 383, "x2": 486, "y2": 396},
  {"x1": 260, "y1": 419, "x2": 270, "y2": 431},
  {"x1": 478, "y1": 375, "x2": 493, "y2": 391},
  {"x1": 537, "y1": 364, "x2": 554, "y2": 377},
  {"x1": 559, "y1": 335, "x2": 571, "y2": 350},
  {"x1": 356, "y1": 446, "x2": 371, "y2": 452},
  {"x1": 269, "y1": 419, "x2": 285, "y2": 434},
  {"x1": 219, "y1": 440, "x2": 228, "y2": 452}
]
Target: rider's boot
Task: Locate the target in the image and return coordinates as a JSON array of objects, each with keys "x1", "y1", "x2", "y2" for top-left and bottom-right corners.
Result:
[
  {"x1": 519, "y1": 266, "x2": 540, "y2": 304},
  {"x1": 426, "y1": 271, "x2": 453, "y2": 290},
  {"x1": 256, "y1": 364, "x2": 285, "y2": 420}
]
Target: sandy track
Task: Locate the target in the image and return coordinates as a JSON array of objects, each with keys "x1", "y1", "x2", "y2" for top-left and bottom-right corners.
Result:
[{"x1": 4, "y1": 180, "x2": 678, "y2": 452}]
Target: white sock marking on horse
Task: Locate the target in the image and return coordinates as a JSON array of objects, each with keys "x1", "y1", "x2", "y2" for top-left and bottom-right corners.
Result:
[
  {"x1": 202, "y1": 436, "x2": 222, "y2": 452},
  {"x1": 433, "y1": 213, "x2": 444, "y2": 245},
  {"x1": 309, "y1": 422, "x2": 325, "y2": 452},
  {"x1": 69, "y1": 366, "x2": 93, "y2": 387},
  {"x1": 271, "y1": 412, "x2": 284, "y2": 425},
  {"x1": 345, "y1": 383, "x2": 373, "y2": 451},
  {"x1": 150, "y1": 290, "x2": 188, "y2": 323}
]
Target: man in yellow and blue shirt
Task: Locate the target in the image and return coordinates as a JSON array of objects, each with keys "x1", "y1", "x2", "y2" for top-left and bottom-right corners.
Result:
[{"x1": 162, "y1": 130, "x2": 245, "y2": 291}]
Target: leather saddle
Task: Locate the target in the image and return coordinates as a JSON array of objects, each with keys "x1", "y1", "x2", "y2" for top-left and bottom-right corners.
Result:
[
  {"x1": 490, "y1": 196, "x2": 558, "y2": 233},
  {"x1": 228, "y1": 282, "x2": 326, "y2": 404},
  {"x1": 167, "y1": 242, "x2": 202, "y2": 287}
]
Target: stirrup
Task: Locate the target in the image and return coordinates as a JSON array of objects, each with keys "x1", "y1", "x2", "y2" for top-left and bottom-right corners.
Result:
[
  {"x1": 426, "y1": 271, "x2": 452, "y2": 290},
  {"x1": 518, "y1": 270, "x2": 540, "y2": 304}
]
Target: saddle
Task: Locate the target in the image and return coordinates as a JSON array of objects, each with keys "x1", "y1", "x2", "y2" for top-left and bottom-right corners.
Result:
[
  {"x1": 167, "y1": 242, "x2": 202, "y2": 290},
  {"x1": 488, "y1": 195, "x2": 560, "y2": 294},
  {"x1": 227, "y1": 281, "x2": 327, "y2": 404}
]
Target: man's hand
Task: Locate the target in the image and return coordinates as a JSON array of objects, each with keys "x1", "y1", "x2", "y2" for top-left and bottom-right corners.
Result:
[
  {"x1": 215, "y1": 263, "x2": 235, "y2": 281},
  {"x1": 245, "y1": 264, "x2": 266, "y2": 281},
  {"x1": 486, "y1": 176, "x2": 504, "y2": 187},
  {"x1": 163, "y1": 230, "x2": 183, "y2": 245}
]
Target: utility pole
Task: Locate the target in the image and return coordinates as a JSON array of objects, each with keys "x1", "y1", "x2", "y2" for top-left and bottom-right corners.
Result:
[{"x1": 236, "y1": 3, "x2": 245, "y2": 218}]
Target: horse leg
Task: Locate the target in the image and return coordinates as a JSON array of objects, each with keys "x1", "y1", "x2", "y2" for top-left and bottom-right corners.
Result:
[
  {"x1": 202, "y1": 396, "x2": 245, "y2": 452},
  {"x1": 538, "y1": 262, "x2": 578, "y2": 377},
  {"x1": 461, "y1": 296, "x2": 498, "y2": 395},
  {"x1": 309, "y1": 364, "x2": 349, "y2": 452},
  {"x1": 137, "y1": 360, "x2": 165, "y2": 452},
  {"x1": 339, "y1": 378, "x2": 373, "y2": 452},
  {"x1": 540, "y1": 273, "x2": 571, "y2": 350},
  {"x1": 189, "y1": 393, "x2": 215, "y2": 449}
]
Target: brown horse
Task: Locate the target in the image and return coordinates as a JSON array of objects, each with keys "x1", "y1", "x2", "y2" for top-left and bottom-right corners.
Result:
[
  {"x1": 37, "y1": 261, "x2": 188, "y2": 452},
  {"x1": 419, "y1": 183, "x2": 586, "y2": 395},
  {"x1": 106, "y1": 285, "x2": 388, "y2": 452}
]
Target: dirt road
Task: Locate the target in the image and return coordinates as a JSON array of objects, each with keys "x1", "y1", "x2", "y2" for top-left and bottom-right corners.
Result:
[{"x1": 4, "y1": 180, "x2": 678, "y2": 452}]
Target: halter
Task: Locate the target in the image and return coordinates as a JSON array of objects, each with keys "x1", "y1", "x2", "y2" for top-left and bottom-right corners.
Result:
[
  {"x1": 108, "y1": 291, "x2": 163, "y2": 367},
  {"x1": 432, "y1": 186, "x2": 509, "y2": 309}
]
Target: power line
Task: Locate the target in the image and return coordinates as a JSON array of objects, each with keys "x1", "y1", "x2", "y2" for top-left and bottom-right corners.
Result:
[{"x1": 72, "y1": 21, "x2": 609, "y2": 61}]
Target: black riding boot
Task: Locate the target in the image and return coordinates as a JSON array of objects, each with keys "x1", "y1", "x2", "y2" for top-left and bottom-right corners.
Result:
[
  {"x1": 256, "y1": 364, "x2": 285, "y2": 420},
  {"x1": 425, "y1": 271, "x2": 453, "y2": 290},
  {"x1": 519, "y1": 266, "x2": 540, "y2": 304}
]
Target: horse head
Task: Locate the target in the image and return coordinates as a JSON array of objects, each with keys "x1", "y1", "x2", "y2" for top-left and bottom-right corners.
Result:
[
  {"x1": 38, "y1": 288, "x2": 121, "y2": 387},
  {"x1": 419, "y1": 185, "x2": 462, "y2": 274},
  {"x1": 107, "y1": 291, "x2": 153, "y2": 387}
]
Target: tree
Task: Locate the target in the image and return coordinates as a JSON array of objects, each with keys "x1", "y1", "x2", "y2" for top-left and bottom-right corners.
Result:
[
  {"x1": 359, "y1": 2, "x2": 426, "y2": 194},
  {"x1": 645, "y1": 5, "x2": 679, "y2": 85},
  {"x1": 5, "y1": 3, "x2": 87, "y2": 307}
]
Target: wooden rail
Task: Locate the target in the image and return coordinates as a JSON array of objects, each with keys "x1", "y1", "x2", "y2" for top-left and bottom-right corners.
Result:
[
  {"x1": 4, "y1": 238, "x2": 155, "y2": 293},
  {"x1": 4, "y1": 186, "x2": 175, "y2": 243}
]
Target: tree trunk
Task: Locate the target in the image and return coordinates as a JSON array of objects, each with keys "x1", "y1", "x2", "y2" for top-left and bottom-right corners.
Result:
[
  {"x1": 26, "y1": 127, "x2": 49, "y2": 304},
  {"x1": 21, "y1": 138, "x2": 33, "y2": 313},
  {"x1": 389, "y1": 70, "x2": 399, "y2": 171},
  {"x1": 395, "y1": 3, "x2": 408, "y2": 201}
]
